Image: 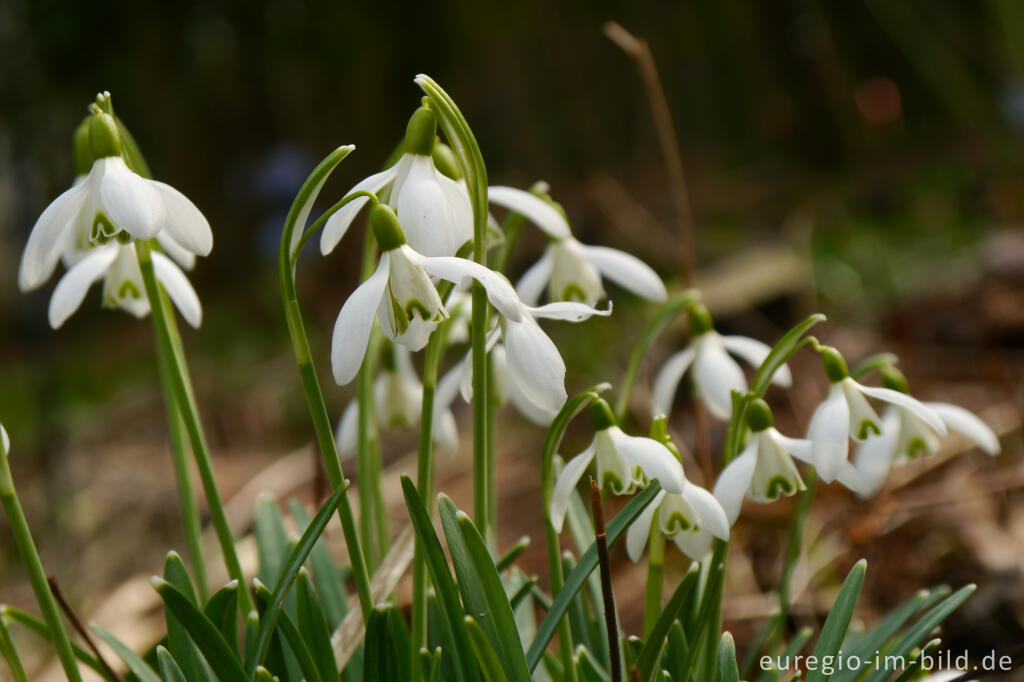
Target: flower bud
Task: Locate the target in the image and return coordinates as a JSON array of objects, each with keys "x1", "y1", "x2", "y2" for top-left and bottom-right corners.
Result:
[
  {"x1": 89, "y1": 112, "x2": 122, "y2": 159},
  {"x1": 746, "y1": 398, "x2": 774, "y2": 432},
  {"x1": 404, "y1": 106, "x2": 437, "y2": 156},
  {"x1": 73, "y1": 116, "x2": 94, "y2": 176},
  {"x1": 688, "y1": 303, "x2": 713, "y2": 335},
  {"x1": 588, "y1": 398, "x2": 616, "y2": 431},
  {"x1": 369, "y1": 204, "x2": 407, "y2": 252},
  {"x1": 820, "y1": 346, "x2": 850, "y2": 383}
]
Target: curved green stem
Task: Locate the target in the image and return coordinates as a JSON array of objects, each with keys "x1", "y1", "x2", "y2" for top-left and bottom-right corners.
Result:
[
  {"x1": 642, "y1": 518, "x2": 665, "y2": 638},
  {"x1": 136, "y1": 240, "x2": 255, "y2": 616},
  {"x1": 356, "y1": 228, "x2": 384, "y2": 568},
  {"x1": 277, "y1": 146, "x2": 373, "y2": 620},
  {"x1": 0, "y1": 442, "x2": 83, "y2": 682}
]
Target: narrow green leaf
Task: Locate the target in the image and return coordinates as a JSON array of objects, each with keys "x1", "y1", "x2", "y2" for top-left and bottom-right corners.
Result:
[
  {"x1": 804, "y1": 559, "x2": 867, "y2": 682},
  {"x1": 750, "y1": 313, "x2": 826, "y2": 396},
  {"x1": 716, "y1": 633, "x2": 739, "y2": 682},
  {"x1": 151, "y1": 579, "x2": 248, "y2": 682},
  {"x1": 254, "y1": 582, "x2": 324, "y2": 682},
  {"x1": 739, "y1": 614, "x2": 778, "y2": 680},
  {"x1": 254, "y1": 494, "x2": 289, "y2": 587},
  {"x1": 248, "y1": 481, "x2": 348, "y2": 677},
  {"x1": 244, "y1": 610, "x2": 260, "y2": 672},
  {"x1": 2, "y1": 607, "x2": 113, "y2": 681},
  {"x1": 156, "y1": 645, "x2": 189, "y2": 682},
  {"x1": 289, "y1": 499, "x2": 349, "y2": 629},
  {"x1": 665, "y1": 622, "x2": 689, "y2": 682},
  {"x1": 401, "y1": 476, "x2": 478, "y2": 682},
  {"x1": 464, "y1": 617, "x2": 510, "y2": 682},
  {"x1": 364, "y1": 605, "x2": 411, "y2": 682},
  {"x1": 441, "y1": 497, "x2": 531, "y2": 681},
  {"x1": 163, "y1": 551, "x2": 207, "y2": 682},
  {"x1": 636, "y1": 564, "x2": 699, "y2": 681},
  {"x1": 496, "y1": 536, "x2": 530, "y2": 573},
  {"x1": 860, "y1": 584, "x2": 975, "y2": 682},
  {"x1": 509, "y1": 577, "x2": 538, "y2": 610},
  {"x1": 283, "y1": 145, "x2": 354, "y2": 258},
  {"x1": 297, "y1": 569, "x2": 340, "y2": 682},
  {"x1": 527, "y1": 482, "x2": 662, "y2": 672},
  {"x1": 91, "y1": 622, "x2": 162, "y2": 682},
  {"x1": 0, "y1": 611, "x2": 28, "y2": 682},
  {"x1": 575, "y1": 645, "x2": 611, "y2": 682},
  {"x1": 255, "y1": 666, "x2": 277, "y2": 682},
  {"x1": 890, "y1": 638, "x2": 941, "y2": 682},
  {"x1": 204, "y1": 581, "x2": 240, "y2": 655}
]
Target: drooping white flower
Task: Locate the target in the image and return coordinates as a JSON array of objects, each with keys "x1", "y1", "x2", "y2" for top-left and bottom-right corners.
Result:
[
  {"x1": 336, "y1": 343, "x2": 459, "y2": 455},
  {"x1": 46, "y1": 242, "x2": 202, "y2": 329},
  {"x1": 712, "y1": 398, "x2": 861, "y2": 525},
  {"x1": 19, "y1": 111, "x2": 212, "y2": 294},
  {"x1": 489, "y1": 185, "x2": 667, "y2": 306},
  {"x1": 625, "y1": 484, "x2": 731, "y2": 562},
  {"x1": 806, "y1": 348, "x2": 946, "y2": 484},
  {"x1": 550, "y1": 399, "x2": 687, "y2": 533},
  {"x1": 851, "y1": 372, "x2": 1000, "y2": 498},
  {"x1": 321, "y1": 107, "x2": 472, "y2": 259},
  {"x1": 651, "y1": 304, "x2": 792, "y2": 421}
]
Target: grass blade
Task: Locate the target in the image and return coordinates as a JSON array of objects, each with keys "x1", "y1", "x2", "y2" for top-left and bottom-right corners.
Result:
[
  {"x1": 464, "y1": 616, "x2": 510, "y2": 682},
  {"x1": 91, "y1": 622, "x2": 162, "y2": 682},
  {"x1": 636, "y1": 563, "x2": 699, "y2": 681},
  {"x1": 804, "y1": 559, "x2": 867, "y2": 682}
]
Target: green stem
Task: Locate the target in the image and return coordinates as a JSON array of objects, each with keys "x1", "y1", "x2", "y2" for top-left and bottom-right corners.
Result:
[
  {"x1": 485, "y1": 352, "x2": 498, "y2": 544},
  {"x1": 0, "y1": 440, "x2": 83, "y2": 681},
  {"x1": 642, "y1": 517, "x2": 665, "y2": 638},
  {"x1": 356, "y1": 225, "x2": 384, "y2": 568},
  {"x1": 158, "y1": 356, "x2": 209, "y2": 603},
  {"x1": 136, "y1": 241, "x2": 255, "y2": 616},
  {"x1": 410, "y1": 328, "x2": 446, "y2": 681},
  {"x1": 770, "y1": 470, "x2": 817, "y2": 654},
  {"x1": 470, "y1": 283, "x2": 489, "y2": 539}
]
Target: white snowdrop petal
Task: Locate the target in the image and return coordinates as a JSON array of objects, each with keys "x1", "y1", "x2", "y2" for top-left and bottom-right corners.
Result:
[
  {"x1": 651, "y1": 346, "x2": 697, "y2": 418},
  {"x1": 626, "y1": 490, "x2": 666, "y2": 562},
  {"x1": 579, "y1": 244, "x2": 667, "y2": 302},
  {"x1": 433, "y1": 408, "x2": 460, "y2": 455},
  {"x1": 673, "y1": 527, "x2": 714, "y2": 561},
  {"x1": 515, "y1": 251, "x2": 554, "y2": 307},
  {"x1": 835, "y1": 460, "x2": 866, "y2": 496},
  {"x1": 152, "y1": 252, "x2": 202, "y2": 328},
  {"x1": 769, "y1": 429, "x2": 813, "y2": 462},
  {"x1": 551, "y1": 445, "x2": 597, "y2": 533},
  {"x1": 19, "y1": 181, "x2": 89, "y2": 291},
  {"x1": 156, "y1": 231, "x2": 196, "y2": 270},
  {"x1": 693, "y1": 336, "x2": 747, "y2": 420},
  {"x1": 925, "y1": 402, "x2": 999, "y2": 455},
  {"x1": 807, "y1": 383, "x2": 850, "y2": 483},
  {"x1": 331, "y1": 254, "x2": 391, "y2": 385},
  {"x1": 851, "y1": 409, "x2": 900, "y2": 498},
  {"x1": 436, "y1": 171, "x2": 474, "y2": 252},
  {"x1": 712, "y1": 442, "x2": 758, "y2": 526},
  {"x1": 99, "y1": 158, "x2": 165, "y2": 240},
  {"x1": 396, "y1": 156, "x2": 460, "y2": 257},
  {"x1": 415, "y1": 255, "x2": 522, "y2": 322},
  {"x1": 610, "y1": 428, "x2": 685, "y2": 494},
  {"x1": 719, "y1": 335, "x2": 793, "y2": 388},
  {"x1": 150, "y1": 180, "x2": 212, "y2": 256},
  {"x1": 504, "y1": 368, "x2": 559, "y2": 425},
  {"x1": 488, "y1": 186, "x2": 572, "y2": 240},
  {"x1": 336, "y1": 402, "x2": 359, "y2": 455},
  {"x1": 854, "y1": 382, "x2": 946, "y2": 437},
  {"x1": 0, "y1": 424, "x2": 8, "y2": 455},
  {"x1": 681, "y1": 481, "x2": 730, "y2": 540},
  {"x1": 527, "y1": 301, "x2": 611, "y2": 323},
  {"x1": 47, "y1": 245, "x2": 119, "y2": 328},
  {"x1": 504, "y1": 318, "x2": 567, "y2": 413},
  {"x1": 320, "y1": 162, "x2": 400, "y2": 255}
]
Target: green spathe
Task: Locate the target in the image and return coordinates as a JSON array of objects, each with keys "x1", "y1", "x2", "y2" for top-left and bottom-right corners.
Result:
[
  {"x1": 688, "y1": 302, "x2": 713, "y2": 335},
  {"x1": 588, "y1": 398, "x2": 616, "y2": 431},
  {"x1": 73, "y1": 116, "x2": 93, "y2": 176},
  {"x1": 821, "y1": 346, "x2": 850, "y2": 383},
  {"x1": 746, "y1": 398, "x2": 774, "y2": 432}
]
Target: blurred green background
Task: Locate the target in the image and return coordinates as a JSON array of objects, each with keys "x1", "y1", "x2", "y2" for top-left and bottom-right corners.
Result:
[{"x1": 1, "y1": 0, "x2": 1023, "y2": 653}]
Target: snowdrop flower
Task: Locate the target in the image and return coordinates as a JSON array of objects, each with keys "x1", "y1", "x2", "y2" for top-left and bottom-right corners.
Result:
[
  {"x1": 453, "y1": 341, "x2": 559, "y2": 425},
  {"x1": 336, "y1": 343, "x2": 459, "y2": 455},
  {"x1": 713, "y1": 399, "x2": 861, "y2": 525},
  {"x1": 19, "y1": 107, "x2": 212, "y2": 294},
  {"x1": 550, "y1": 399, "x2": 687, "y2": 532},
  {"x1": 489, "y1": 185, "x2": 667, "y2": 306},
  {"x1": 852, "y1": 369, "x2": 1000, "y2": 498},
  {"x1": 320, "y1": 107, "x2": 472, "y2": 259},
  {"x1": 651, "y1": 304, "x2": 793, "y2": 421},
  {"x1": 47, "y1": 241, "x2": 201, "y2": 329},
  {"x1": 807, "y1": 348, "x2": 946, "y2": 484}
]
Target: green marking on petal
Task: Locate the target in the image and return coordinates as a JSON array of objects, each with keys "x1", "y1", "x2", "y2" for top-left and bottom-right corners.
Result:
[
  {"x1": 560, "y1": 283, "x2": 588, "y2": 302},
  {"x1": 91, "y1": 213, "x2": 118, "y2": 244},
  {"x1": 857, "y1": 419, "x2": 881, "y2": 440},
  {"x1": 390, "y1": 294, "x2": 409, "y2": 335},
  {"x1": 662, "y1": 510, "x2": 692, "y2": 535},
  {"x1": 766, "y1": 475, "x2": 795, "y2": 500},
  {"x1": 118, "y1": 280, "x2": 142, "y2": 300},
  {"x1": 114, "y1": 230, "x2": 133, "y2": 244},
  {"x1": 404, "y1": 299, "x2": 432, "y2": 322},
  {"x1": 905, "y1": 438, "x2": 928, "y2": 459}
]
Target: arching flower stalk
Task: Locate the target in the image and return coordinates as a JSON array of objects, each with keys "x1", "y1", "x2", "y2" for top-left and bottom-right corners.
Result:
[
  {"x1": 713, "y1": 398, "x2": 862, "y2": 525},
  {"x1": 320, "y1": 107, "x2": 472, "y2": 259},
  {"x1": 489, "y1": 185, "x2": 668, "y2": 306},
  {"x1": 807, "y1": 347, "x2": 946, "y2": 483},
  {"x1": 550, "y1": 398, "x2": 690, "y2": 533},
  {"x1": 651, "y1": 303, "x2": 793, "y2": 420},
  {"x1": 852, "y1": 367, "x2": 1000, "y2": 498}
]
